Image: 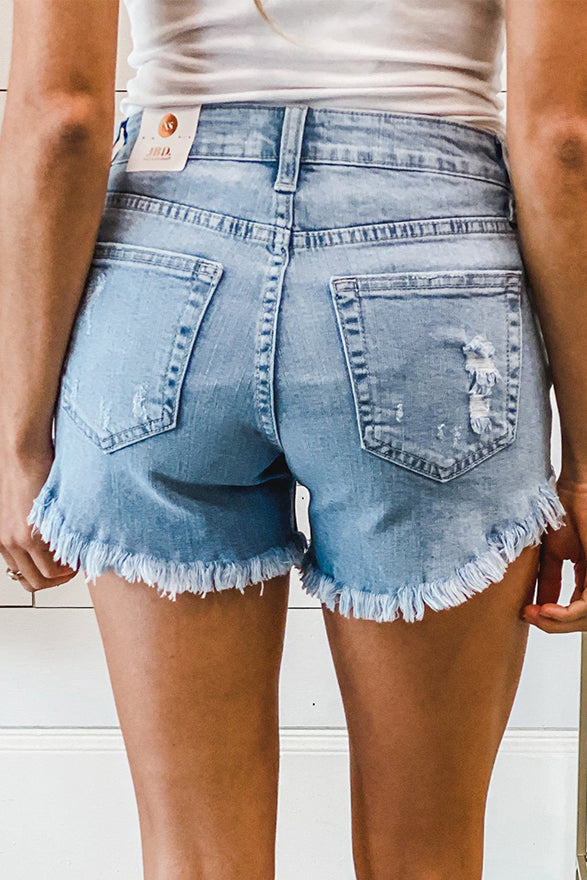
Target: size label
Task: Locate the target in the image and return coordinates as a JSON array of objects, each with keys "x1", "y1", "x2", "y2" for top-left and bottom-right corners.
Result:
[{"x1": 126, "y1": 107, "x2": 201, "y2": 172}]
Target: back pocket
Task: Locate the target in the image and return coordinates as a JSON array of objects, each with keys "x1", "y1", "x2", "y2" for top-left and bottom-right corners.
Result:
[
  {"x1": 330, "y1": 268, "x2": 523, "y2": 482},
  {"x1": 59, "y1": 242, "x2": 224, "y2": 453}
]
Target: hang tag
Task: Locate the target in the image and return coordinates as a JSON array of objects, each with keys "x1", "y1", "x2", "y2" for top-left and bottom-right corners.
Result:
[{"x1": 126, "y1": 107, "x2": 201, "y2": 172}]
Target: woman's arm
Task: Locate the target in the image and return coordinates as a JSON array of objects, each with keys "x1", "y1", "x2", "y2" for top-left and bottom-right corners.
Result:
[
  {"x1": 0, "y1": 0, "x2": 119, "y2": 455},
  {"x1": 506, "y1": 0, "x2": 587, "y2": 630},
  {"x1": 0, "y1": 0, "x2": 119, "y2": 590},
  {"x1": 506, "y1": 0, "x2": 587, "y2": 482}
]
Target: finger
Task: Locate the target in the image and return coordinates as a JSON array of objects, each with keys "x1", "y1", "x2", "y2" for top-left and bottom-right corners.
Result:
[
  {"x1": 0, "y1": 544, "x2": 34, "y2": 593},
  {"x1": 9, "y1": 548, "x2": 71, "y2": 593},
  {"x1": 28, "y1": 522, "x2": 78, "y2": 578},
  {"x1": 522, "y1": 604, "x2": 587, "y2": 633},
  {"x1": 525, "y1": 593, "x2": 587, "y2": 623},
  {"x1": 539, "y1": 598, "x2": 587, "y2": 621},
  {"x1": 28, "y1": 540, "x2": 78, "y2": 581},
  {"x1": 535, "y1": 542, "x2": 564, "y2": 606},
  {"x1": 1, "y1": 543, "x2": 20, "y2": 572}
]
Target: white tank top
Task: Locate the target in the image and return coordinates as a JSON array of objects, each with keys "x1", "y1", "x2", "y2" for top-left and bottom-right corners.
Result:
[{"x1": 119, "y1": 0, "x2": 506, "y2": 138}]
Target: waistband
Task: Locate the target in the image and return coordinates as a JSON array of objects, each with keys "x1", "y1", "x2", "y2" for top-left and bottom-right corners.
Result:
[{"x1": 114, "y1": 102, "x2": 511, "y2": 190}]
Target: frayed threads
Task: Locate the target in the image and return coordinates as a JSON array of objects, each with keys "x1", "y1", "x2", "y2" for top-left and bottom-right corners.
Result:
[
  {"x1": 26, "y1": 492, "x2": 308, "y2": 600},
  {"x1": 299, "y1": 476, "x2": 567, "y2": 624},
  {"x1": 462, "y1": 334, "x2": 503, "y2": 434}
]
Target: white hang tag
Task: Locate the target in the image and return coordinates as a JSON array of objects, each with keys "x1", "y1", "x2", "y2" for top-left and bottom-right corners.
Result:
[{"x1": 126, "y1": 107, "x2": 201, "y2": 172}]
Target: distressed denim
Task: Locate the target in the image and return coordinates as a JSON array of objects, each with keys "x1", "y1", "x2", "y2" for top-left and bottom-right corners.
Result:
[{"x1": 27, "y1": 102, "x2": 567, "y2": 622}]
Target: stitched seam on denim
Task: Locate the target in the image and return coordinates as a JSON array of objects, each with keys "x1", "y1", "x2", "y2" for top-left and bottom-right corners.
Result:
[
  {"x1": 347, "y1": 271, "x2": 524, "y2": 294},
  {"x1": 61, "y1": 392, "x2": 168, "y2": 446},
  {"x1": 514, "y1": 289, "x2": 522, "y2": 437},
  {"x1": 298, "y1": 157, "x2": 507, "y2": 188},
  {"x1": 157, "y1": 270, "x2": 201, "y2": 428},
  {"x1": 365, "y1": 436, "x2": 513, "y2": 480},
  {"x1": 191, "y1": 149, "x2": 278, "y2": 161},
  {"x1": 330, "y1": 282, "x2": 375, "y2": 454},
  {"x1": 91, "y1": 241, "x2": 204, "y2": 275},
  {"x1": 328, "y1": 280, "x2": 366, "y2": 453},
  {"x1": 306, "y1": 105, "x2": 502, "y2": 139},
  {"x1": 112, "y1": 153, "x2": 506, "y2": 188},
  {"x1": 355, "y1": 290, "x2": 373, "y2": 433},
  {"x1": 111, "y1": 153, "x2": 279, "y2": 169},
  {"x1": 292, "y1": 216, "x2": 515, "y2": 249},
  {"x1": 61, "y1": 264, "x2": 222, "y2": 451},
  {"x1": 104, "y1": 191, "x2": 280, "y2": 246},
  {"x1": 507, "y1": 286, "x2": 523, "y2": 441},
  {"x1": 161, "y1": 267, "x2": 222, "y2": 423},
  {"x1": 356, "y1": 274, "x2": 523, "y2": 292},
  {"x1": 331, "y1": 275, "x2": 522, "y2": 481},
  {"x1": 155, "y1": 263, "x2": 222, "y2": 430},
  {"x1": 103, "y1": 195, "x2": 512, "y2": 249},
  {"x1": 62, "y1": 251, "x2": 183, "y2": 448},
  {"x1": 365, "y1": 436, "x2": 510, "y2": 477}
]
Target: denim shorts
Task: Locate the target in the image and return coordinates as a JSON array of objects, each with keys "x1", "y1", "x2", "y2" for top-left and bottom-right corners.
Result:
[{"x1": 27, "y1": 102, "x2": 567, "y2": 623}]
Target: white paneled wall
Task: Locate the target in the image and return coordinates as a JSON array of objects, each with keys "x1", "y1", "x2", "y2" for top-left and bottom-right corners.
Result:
[{"x1": 0, "y1": 4, "x2": 579, "y2": 879}]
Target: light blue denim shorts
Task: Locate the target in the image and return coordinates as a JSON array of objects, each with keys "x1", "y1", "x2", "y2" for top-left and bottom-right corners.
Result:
[{"x1": 27, "y1": 102, "x2": 567, "y2": 623}]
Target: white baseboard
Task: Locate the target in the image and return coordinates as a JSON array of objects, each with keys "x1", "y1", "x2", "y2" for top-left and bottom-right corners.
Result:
[
  {"x1": 0, "y1": 728, "x2": 578, "y2": 880},
  {"x1": 0, "y1": 725, "x2": 577, "y2": 753}
]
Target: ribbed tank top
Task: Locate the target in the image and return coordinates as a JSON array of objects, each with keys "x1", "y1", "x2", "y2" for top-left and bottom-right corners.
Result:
[{"x1": 119, "y1": 0, "x2": 506, "y2": 138}]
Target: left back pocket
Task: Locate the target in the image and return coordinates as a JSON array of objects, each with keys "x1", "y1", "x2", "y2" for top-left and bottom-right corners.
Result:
[{"x1": 59, "y1": 242, "x2": 224, "y2": 453}]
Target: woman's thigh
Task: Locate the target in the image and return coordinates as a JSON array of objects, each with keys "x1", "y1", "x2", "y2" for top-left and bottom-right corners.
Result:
[
  {"x1": 321, "y1": 542, "x2": 540, "y2": 880},
  {"x1": 88, "y1": 571, "x2": 291, "y2": 880}
]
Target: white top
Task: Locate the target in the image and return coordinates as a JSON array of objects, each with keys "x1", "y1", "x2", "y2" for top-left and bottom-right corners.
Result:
[{"x1": 120, "y1": 0, "x2": 506, "y2": 138}]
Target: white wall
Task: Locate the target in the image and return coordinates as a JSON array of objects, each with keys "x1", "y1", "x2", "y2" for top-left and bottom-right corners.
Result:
[{"x1": 0, "y1": 4, "x2": 580, "y2": 878}]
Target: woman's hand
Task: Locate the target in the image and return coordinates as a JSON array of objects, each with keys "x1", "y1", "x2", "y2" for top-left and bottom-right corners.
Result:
[
  {"x1": 0, "y1": 442, "x2": 78, "y2": 593},
  {"x1": 522, "y1": 477, "x2": 587, "y2": 632}
]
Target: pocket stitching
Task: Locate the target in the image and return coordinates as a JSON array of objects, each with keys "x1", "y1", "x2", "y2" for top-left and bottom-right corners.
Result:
[
  {"x1": 330, "y1": 269, "x2": 523, "y2": 482},
  {"x1": 59, "y1": 244, "x2": 223, "y2": 453},
  {"x1": 156, "y1": 259, "x2": 223, "y2": 434}
]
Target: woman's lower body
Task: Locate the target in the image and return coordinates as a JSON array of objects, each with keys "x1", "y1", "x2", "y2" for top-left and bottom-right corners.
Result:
[{"x1": 27, "y1": 103, "x2": 566, "y2": 879}]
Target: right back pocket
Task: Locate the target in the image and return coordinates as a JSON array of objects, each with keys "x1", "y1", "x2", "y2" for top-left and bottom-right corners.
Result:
[
  {"x1": 59, "y1": 242, "x2": 224, "y2": 453},
  {"x1": 329, "y1": 268, "x2": 523, "y2": 482}
]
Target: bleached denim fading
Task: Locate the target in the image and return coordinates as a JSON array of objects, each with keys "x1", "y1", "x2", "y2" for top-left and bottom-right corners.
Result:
[{"x1": 27, "y1": 102, "x2": 567, "y2": 622}]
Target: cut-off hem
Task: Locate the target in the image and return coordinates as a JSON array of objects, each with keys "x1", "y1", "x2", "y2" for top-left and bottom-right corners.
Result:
[
  {"x1": 26, "y1": 492, "x2": 308, "y2": 600},
  {"x1": 298, "y1": 475, "x2": 568, "y2": 624}
]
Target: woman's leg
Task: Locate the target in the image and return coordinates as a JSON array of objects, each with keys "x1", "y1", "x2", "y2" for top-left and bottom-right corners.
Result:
[
  {"x1": 322, "y1": 543, "x2": 540, "y2": 880},
  {"x1": 88, "y1": 571, "x2": 291, "y2": 880}
]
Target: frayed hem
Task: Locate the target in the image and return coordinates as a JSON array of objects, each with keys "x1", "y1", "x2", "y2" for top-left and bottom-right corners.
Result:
[
  {"x1": 299, "y1": 474, "x2": 568, "y2": 624},
  {"x1": 26, "y1": 492, "x2": 308, "y2": 600}
]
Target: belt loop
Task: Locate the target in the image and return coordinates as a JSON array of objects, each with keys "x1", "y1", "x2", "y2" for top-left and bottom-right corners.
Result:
[
  {"x1": 495, "y1": 133, "x2": 517, "y2": 227},
  {"x1": 507, "y1": 189, "x2": 517, "y2": 227},
  {"x1": 274, "y1": 105, "x2": 308, "y2": 193},
  {"x1": 504, "y1": 142, "x2": 518, "y2": 226}
]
